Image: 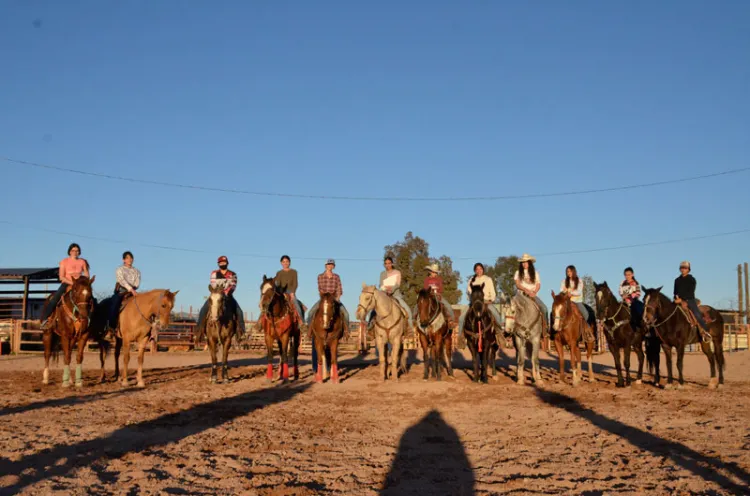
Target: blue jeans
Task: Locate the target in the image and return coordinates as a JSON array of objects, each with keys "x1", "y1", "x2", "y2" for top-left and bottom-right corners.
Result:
[
  {"x1": 687, "y1": 299, "x2": 709, "y2": 329},
  {"x1": 109, "y1": 291, "x2": 126, "y2": 328},
  {"x1": 629, "y1": 299, "x2": 644, "y2": 329},
  {"x1": 458, "y1": 303, "x2": 502, "y2": 336}
]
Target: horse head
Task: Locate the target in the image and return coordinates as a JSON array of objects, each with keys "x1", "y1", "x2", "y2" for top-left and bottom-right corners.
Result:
[
  {"x1": 551, "y1": 290, "x2": 572, "y2": 332},
  {"x1": 356, "y1": 283, "x2": 377, "y2": 321},
  {"x1": 319, "y1": 292, "x2": 338, "y2": 329},
  {"x1": 416, "y1": 288, "x2": 439, "y2": 327},
  {"x1": 469, "y1": 284, "x2": 486, "y2": 320},
  {"x1": 593, "y1": 281, "x2": 614, "y2": 313},
  {"x1": 69, "y1": 275, "x2": 96, "y2": 322},
  {"x1": 207, "y1": 284, "x2": 226, "y2": 322},
  {"x1": 642, "y1": 286, "x2": 665, "y2": 327},
  {"x1": 155, "y1": 290, "x2": 179, "y2": 331}
]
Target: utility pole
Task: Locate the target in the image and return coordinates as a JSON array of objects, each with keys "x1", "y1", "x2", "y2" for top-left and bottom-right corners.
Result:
[
  {"x1": 744, "y1": 262, "x2": 749, "y2": 325},
  {"x1": 739, "y1": 264, "x2": 744, "y2": 324}
]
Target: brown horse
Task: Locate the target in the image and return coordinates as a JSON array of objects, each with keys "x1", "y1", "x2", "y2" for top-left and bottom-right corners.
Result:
[
  {"x1": 550, "y1": 291, "x2": 595, "y2": 386},
  {"x1": 642, "y1": 287, "x2": 725, "y2": 389},
  {"x1": 415, "y1": 288, "x2": 454, "y2": 381},
  {"x1": 201, "y1": 284, "x2": 240, "y2": 384},
  {"x1": 42, "y1": 275, "x2": 96, "y2": 388},
  {"x1": 309, "y1": 292, "x2": 347, "y2": 384},
  {"x1": 117, "y1": 289, "x2": 178, "y2": 387},
  {"x1": 260, "y1": 276, "x2": 300, "y2": 383}
]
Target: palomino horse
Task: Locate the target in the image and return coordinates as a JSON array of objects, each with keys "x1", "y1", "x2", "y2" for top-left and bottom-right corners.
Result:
[
  {"x1": 117, "y1": 289, "x2": 179, "y2": 387},
  {"x1": 260, "y1": 276, "x2": 300, "y2": 383},
  {"x1": 202, "y1": 284, "x2": 240, "y2": 383},
  {"x1": 356, "y1": 284, "x2": 407, "y2": 381},
  {"x1": 504, "y1": 292, "x2": 544, "y2": 386},
  {"x1": 415, "y1": 288, "x2": 454, "y2": 381},
  {"x1": 642, "y1": 287, "x2": 725, "y2": 389},
  {"x1": 42, "y1": 275, "x2": 96, "y2": 388},
  {"x1": 309, "y1": 292, "x2": 347, "y2": 384},
  {"x1": 463, "y1": 284, "x2": 497, "y2": 384},
  {"x1": 594, "y1": 281, "x2": 658, "y2": 387},
  {"x1": 550, "y1": 291, "x2": 595, "y2": 386}
]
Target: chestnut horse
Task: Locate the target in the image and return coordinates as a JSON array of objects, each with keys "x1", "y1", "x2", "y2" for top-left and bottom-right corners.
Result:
[
  {"x1": 117, "y1": 289, "x2": 179, "y2": 387},
  {"x1": 42, "y1": 275, "x2": 96, "y2": 388},
  {"x1": 415, "y1": 288, "x2": 454, "y2": 381},
  {"x1": 642, "y1": 287, "x2": 725, "y2": 389},
  {"x1": 550, "y1": 291, "x2": 595, "y2": 386},
  {"x1": 462, "y1": 284, "x2": 497, "y2": 384},
  {"x1": 260, "y1": 276, "x2": 300, "y2": 383},
  {"x1": 309, "y1": 292, "x2": 347, "y2": 384}
]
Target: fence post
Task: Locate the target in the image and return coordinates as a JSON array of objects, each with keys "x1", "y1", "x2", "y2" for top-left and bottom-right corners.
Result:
[{"x1": 13, "y1": 320, "x2": 21, "y2": 354}]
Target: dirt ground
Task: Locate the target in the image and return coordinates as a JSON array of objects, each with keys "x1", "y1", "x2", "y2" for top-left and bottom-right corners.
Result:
[{"x1": 1, "y1": 347, "x2": 749, "y2": 495}]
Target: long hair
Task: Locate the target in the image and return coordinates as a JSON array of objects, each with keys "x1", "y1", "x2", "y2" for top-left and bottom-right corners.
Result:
[
  {"x1": 621, "y1": 267, "x2": 640, "y2": 287},
  {"x1": 470, "y1": 262, "x2": 484, "y2": 285},
  {"x1": 518, "y1": 261, "x2": 536, "y2": 284},
  {"x1": 565, "y1": 265, "x2": 579, "y2": 289}
]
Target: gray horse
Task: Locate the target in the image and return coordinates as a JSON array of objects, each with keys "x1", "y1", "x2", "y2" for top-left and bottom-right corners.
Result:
[
  {"x1": 356, "y1": 284, "x2": 407, "y2": 381},
  {"x1": 503, "y1": 293, "x2": 545, "y2": 386}
]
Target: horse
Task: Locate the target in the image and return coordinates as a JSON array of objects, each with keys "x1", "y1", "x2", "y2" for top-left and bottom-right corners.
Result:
[
  {"x1": 117, "y1": 289, "x2": 179, "y2": 387},
  {"x1": 550, "y1": 291, "x2": 595, "y2": 386},
  {"x1": 41, "y1": 275, "x2": 97, "y2": 388},
  {"x1": 415, "y1": 288, "x2": 454, "y2": 381},
  {"x1": 260, "y1": 276, "x2": 300, "y2": 383},
  {"x1": 356, "y1": 284, "x2": 407, "y2": 381},
  {"x1": 642, "y1": 287, "x2": 725, "y2": 389},
  {"x1": 462, "y1": 284, "x2": 497, "y2": 384},
  {"x1": 594, "y1": 281, "x2": 659, "y2": 387},
  {"x1": 201, "y1": 284, "x2": 240, "y2": 383},
  {"x1": 309, "y1": 292, "x2": 347, "y2": 384},
  {"x1": 504, "y1": 292, "x2": 544, "y2": 386}
]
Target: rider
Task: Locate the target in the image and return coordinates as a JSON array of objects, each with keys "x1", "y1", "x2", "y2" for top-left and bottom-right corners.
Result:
[
  {"x1": 673, "y1": 260, "x2": 710, "y2": 339},
  {"x1": 109, "y1": 251, "x2": 141, "y2": 331},
  {"x1": 458, "y1": 262, "x2": 503, "y2": 334},
  {"x1": 559, "y1": 265, "x2": 593, "y2": 323},
  {"x1": 307, "y1": 259, "x2": 349, "y2": 373},
  {"x1": 275, "y1": 255, "x2": 307, "y2": 333},
  {"x1": 423, "y1": 263, "x2": 456, "y2": 328},
  {"x1": 40, "y1": 243, "x2": 90, "y2": 329},
  {"x1": 377, "y1": 256, "x2": 412, "y2": 329},
  {"x1": 619, "y1": 266, "x2": 644, "y2": 330},
  {"x1": 514, "y1": 253, "x2": 549, "y2": 333},
  {"x1": 197, "y1": 256, "x2": 245, "y2": 337}
]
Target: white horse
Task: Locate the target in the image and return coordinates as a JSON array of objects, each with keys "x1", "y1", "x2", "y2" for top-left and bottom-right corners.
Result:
[
  {"x1": 503, "y1": 293, "x2": 545, "y2": 386},
  {"x1": 356, "y1": 284, "x2": 407, "y2": 381}
]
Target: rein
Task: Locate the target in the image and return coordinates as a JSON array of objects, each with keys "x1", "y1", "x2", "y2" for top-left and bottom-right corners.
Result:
[
  {"x1": 60, "y1": 288, "x2": 93, "y2": 334},
  {"x1": 358, "y1": 288, "x2": 403, "y2": 332},
  {"x1": 601, "y1": 299, "x2": 631, "y2": 336}
]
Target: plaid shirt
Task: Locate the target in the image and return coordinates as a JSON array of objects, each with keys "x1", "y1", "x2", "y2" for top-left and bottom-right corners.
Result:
[{"x1": 317, "y1": 272, "x2": 342, "y2": 299}]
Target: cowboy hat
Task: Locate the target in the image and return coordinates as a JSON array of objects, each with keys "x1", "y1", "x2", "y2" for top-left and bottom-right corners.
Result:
[
  {"x1": 425, "y1": 263, "x2": 440, "y2": 273},
  {"x1": 519, "y1": 253, "x2": 536, "y2": 263},
  {"x1": 680, "y1": 260, "x2": 691, "y2": 269},
  {"x1": 325, "y1": 258, "x2": 336, "y2": 267}
]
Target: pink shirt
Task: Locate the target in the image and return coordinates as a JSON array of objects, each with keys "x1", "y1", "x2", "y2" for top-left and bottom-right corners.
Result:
[{"x1": 60, "y1": 257, "x2": 87, "y2": 281}]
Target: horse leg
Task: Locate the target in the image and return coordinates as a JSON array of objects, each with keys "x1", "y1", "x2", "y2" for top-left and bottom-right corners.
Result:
[
  {"x1": 586, "y1": 341, "x2": 595, "y2": 383},
  {"x1": 676, "y1": 346, "x2": 685, "y2": 388},
  {"x1": 515, "y1": 335, "x2": 526, "y2": 386},
  {"x1": 663, "y1": 345, "x2": 674, "y2": 388},
  {"x1": 280, "y1": 334, "x2": 290, "y2": 383},
  {"x1": 444, "y1": 331, "x2": 455, "y2": 378},
  {"x1": 554, "y1": 337, "x2": 565, "y2": 384},
  {"x1": 633, "y1": 336, "x2": 645, "y2": 385},
  {"x1": 98, "y1": 342, "x2": 106, "y2": 383},
  {"x1": 531, "y1": 336, "x2": 543, "y2": 386},
  {"x1": 136, "y1": 337, "x2": 148, "y2": 388},
  {"x1": 390, "y1": 334, "x2": 402, "y2": 381},
  {"x1": 612, "y1": 344, "x2": 625, "y2": 388},
  {"x1": 700, "y1": 339, "x2": 717, "y2": 389},
  {"x1": 61, "y1": 336, "x2": 72, "y2": 388},
  {"x1": 209, "y1": 334, "x2": 219, "y2": 384},
  {"x1": 418, "y1": 332, "x2": 430, "y2": 381},
  {"x1": 314, "y1": 333, "x2": 325, "y2": 383},
  {"x1": 322, "y1": 342, "x2": 330, "y2": 382},
  {"x1": 330, "y1": 337, "x2": 340, "y2": 384},
  {"x1": 375, "y1": 332, "x2": 386, "y2": 382},
  {"x1": 714, "y1": 335, "x2": 725, "y2": 386},
  {"x1": 114, "y1": 336, "x2": 122, "y2": 382},
  {"x1": 468, "y1": 339, "x2": 480, "y2": 383},
  {"x1": 570, "y1": 341, "x2": 580, "y2": 387},
  {"x1": 434, "y1": 334, "x2": 442, "y2": 382},
  {"x1": 75, "y1": 335, "x2": 87, "y2": 388},
  {"x1": 223, "y1": 331, "x2": 232, "y2": 382},
  {"x1": 42, "y1": 331, "x2": 52, "y2": 385},
  {"x1": 293, "y1": 330, "x2": 300, "y2": 381},
  {"x1": 264, "y1": 331, "x2": 274, "y2": 383}
]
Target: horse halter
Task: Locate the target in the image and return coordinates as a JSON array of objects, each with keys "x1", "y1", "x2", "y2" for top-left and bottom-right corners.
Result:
[
  {"x1": 66, "y1": 286, "x2": 94, "y2": 330},
  {"x1": 418, "y1": 293, "x2": 440, "y2": 329},
  {"x1": 356, "y1": 287, "x2": 376, "y2": 316}
]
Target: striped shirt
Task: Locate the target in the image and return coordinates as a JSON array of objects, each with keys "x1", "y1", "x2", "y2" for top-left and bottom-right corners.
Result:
[
  {"x1": 115, "y1": 265, "x2": 141, "y2": 292},
  {"x1": 317, "y1": 272, "x2": 343, "y2": 299},
  {"x1": 211, "y1": 269, "x2": 237, "y2": 296}
]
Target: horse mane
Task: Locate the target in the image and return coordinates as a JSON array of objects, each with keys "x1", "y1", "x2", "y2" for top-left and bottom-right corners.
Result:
[{"x1": 417, "y1": 288, "x2": 431, "y2": 299}]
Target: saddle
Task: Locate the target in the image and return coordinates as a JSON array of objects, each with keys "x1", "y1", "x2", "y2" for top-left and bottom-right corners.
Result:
[{"x1": 677, "y1": 301, "x2": 712, "y2": 342}]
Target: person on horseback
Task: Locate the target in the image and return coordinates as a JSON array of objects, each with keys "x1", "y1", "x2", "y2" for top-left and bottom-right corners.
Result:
[
  {"x1": 423, "y1": 263, "x2": 456, "y2": 328},
  {"x1": 559, "y1": 265, "x2": 593, "y2": 322},
  {"x1": 197, "y1": 256, "x2": 245, "y2": 337},
  {"x1": 674, "y1": 261, "x2": 710, "y2": 339},
  {"x1": 40, "y1": 243, "x2": 90, "y2": 330},
  {"x1": 458, "y1": 262, "x2": 503, "y2": 333},
  {"x1": 275, "y1": 255, "x2": 307, "y2": 333},
  {"x1": 619, "y1": 266, "x2": 644, "y2": 330},
  {"x1": 307, "y1": 259, "x2": 349, "y2": 373},
  {"x1": 514, "y1": 253, "x2": 549, "y2": 332},
  {"x1": 109, "y1": 251, "x2": 141, "y2": 331},
  {"x1": 377, "y1": 256, "x2": 412, "y2": 329}
]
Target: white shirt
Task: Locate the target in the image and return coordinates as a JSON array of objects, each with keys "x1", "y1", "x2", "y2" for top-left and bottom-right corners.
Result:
[
  {"x1": 514, "y1": 270, "x2": 541, "y2": 293},
  {"x1": 560, "y1": 278, "x2": 583, "y2": 303},
  {"x1": 467, "y1": 274, "x2": 497, "y2": 302}
]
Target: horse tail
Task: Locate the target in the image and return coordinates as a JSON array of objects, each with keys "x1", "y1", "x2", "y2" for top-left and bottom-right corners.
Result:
[{"x1": 645, "y1": 330, "x2": 661, "y2": 376}]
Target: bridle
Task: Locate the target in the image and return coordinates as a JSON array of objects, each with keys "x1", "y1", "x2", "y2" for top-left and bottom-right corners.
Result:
[
  {"x1": 358, "y1": 287, "x2": 402, "y2": 331},
  {"x1": 62, "y1": 283, "x2": 94, "y2": 333},
  {"x1": 643, "y1": 293, "x2": 678, "y2": 329},
  {"x1": 417, "y1": 292, "x2": 441, "y2": 330}
]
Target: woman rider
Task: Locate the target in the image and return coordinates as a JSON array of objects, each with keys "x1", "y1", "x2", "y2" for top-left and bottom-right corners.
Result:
[
  {"x1": 619, "y1": 266, "x2": 644, "y2": 330},
  {"x1": 513, "y1": 253, "x2": 549, "y2": 332},
  {"x1": 458, "y1": 262, "x2": 503, "y2": 334},
  {"x1": 40, "y1": 243, "x2": 90, "y2": 329}
]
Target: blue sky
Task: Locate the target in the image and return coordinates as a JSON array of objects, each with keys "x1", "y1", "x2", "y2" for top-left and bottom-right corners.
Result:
[{"x1": 2, "y1": 1, "x2": 749, "y2": 316}]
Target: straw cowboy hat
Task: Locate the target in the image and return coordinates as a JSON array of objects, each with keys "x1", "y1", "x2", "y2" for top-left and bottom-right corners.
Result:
[
  {"x1": 425, "y1": 263, "x2": 440, "y2": 273},
  {"x1": 519, "y1": 253, "x2": 536, "y2": 263}
]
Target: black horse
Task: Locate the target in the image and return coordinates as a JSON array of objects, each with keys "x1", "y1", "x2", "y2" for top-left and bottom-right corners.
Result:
[
  {"x1": 594, "y1": 281, "x2": 660, "y2": 387},
  {"x1": 642, "y1": 287, "x2": 725, "y2": 389},
  {"x1": 462, "y1": 284, "x2": 497, "y2": 384}
]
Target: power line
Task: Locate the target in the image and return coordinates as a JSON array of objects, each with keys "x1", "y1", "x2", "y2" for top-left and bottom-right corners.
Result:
[
  {"x1": 2, "y1": 220, "x2": 748, "y2": 262},
  {"x1": 3, "y1": 155, "x2": 748, "y2": 202}
]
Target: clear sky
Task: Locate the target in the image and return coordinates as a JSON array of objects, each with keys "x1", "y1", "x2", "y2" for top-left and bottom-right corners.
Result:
[{"x1": 1, "y1": 1, "x2": 749, "y2": 316}]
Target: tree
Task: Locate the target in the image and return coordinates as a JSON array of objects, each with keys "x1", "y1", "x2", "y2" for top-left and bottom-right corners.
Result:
[
  {"x1": 383, "y1": 232, "x2": 462, "y2": 307},
  {"x1": 484, "y1": 255, "x2": 519, "y2": 301},
  {"x1": 582, "y1": 274, "x2": 596, "y2": 309}
]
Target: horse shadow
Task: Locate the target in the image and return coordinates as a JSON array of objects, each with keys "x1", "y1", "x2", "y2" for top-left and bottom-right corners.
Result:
[
  {"x1": 0, "y1": 388, "x2": 142, "y2": 418},
  {"x1": 380, "y1": 410, "x2": 475, "y2": 495},
  {"x1": 535, "y1": 389, "x2": 750, "y2": 493}
]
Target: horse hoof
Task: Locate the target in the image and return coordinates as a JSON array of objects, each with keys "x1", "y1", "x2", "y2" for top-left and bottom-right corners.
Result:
[
  {"x1": 136, "y1": 381, "x2": 146, "y2": 388},
  {"x1": 675, "y1": 383, "x2": 684, "y2": 390},
  {"x1": 616, "y1": 382, "x2": 625, "y2": 388},
  {"x1": 209, "y1": 377, "x2": 217, "y2": 384},
  {"x1": 42, "y1": 380, "x2": 49, "y2": 386},
  {"x1": 61, "y1": 381, "x2": 71, "y2": 389},
  {"x1": 265, "y1": 377, "x2": 274, "y2": 384},
  {"x1": 634, "y1": 379, "x2": 642, "y2": 385},
  {"x1": 535, "y1": 379, "x2": 544, "y2": 387},
  {"x1": 75, "y1": 381, "x2": 83, "y2": 388}
]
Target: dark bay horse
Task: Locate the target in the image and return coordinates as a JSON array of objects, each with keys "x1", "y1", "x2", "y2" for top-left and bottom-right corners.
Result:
[
  {"x1": 42, "y1": 275, "x2": 96, "y2": 388},
  {"x1": 415, "y1": 288, "x2": 454, "y2": 381},
  {"x1": 260, "y1": 276, "x2": 300, "y2": 383},
  {"x1": 642, "y1": 287, "x2": 725, "y2": 389},
  {"x1": 463, "y1": 284, "x2": 497, "y2": 384},
  {"x1": 550, "y1": 291, "x2": 595, "y2": 386},
  {"x1": 202, "y1": 284, "x2": 240, "y2": 383},
  {"x1": 309, "y1": 292, "x2": 347, "y2": 384},
  {"x1": 594, "y1": 281, "x2": 659, "y2": 387}
]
